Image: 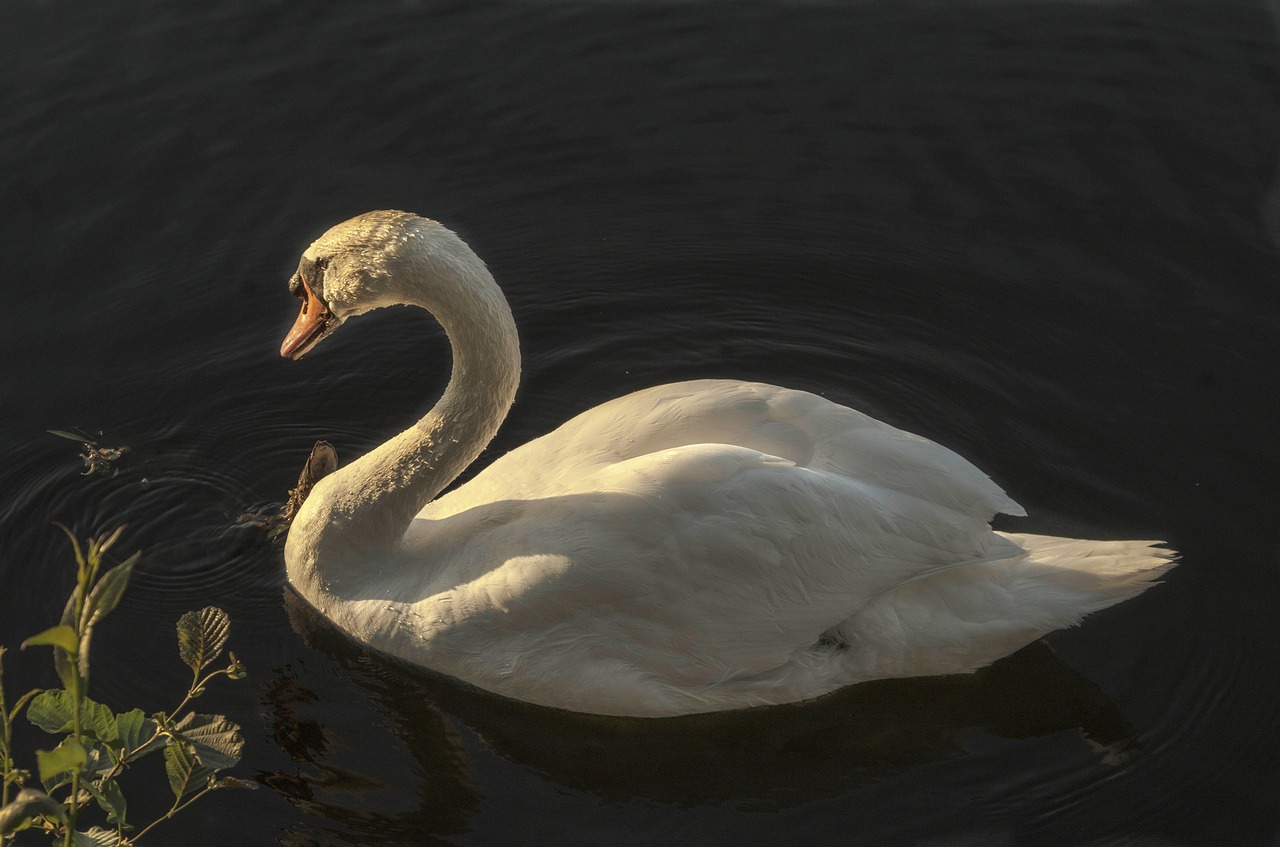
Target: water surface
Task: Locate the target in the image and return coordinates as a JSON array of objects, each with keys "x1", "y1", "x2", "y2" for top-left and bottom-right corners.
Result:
[{"x1": 1, "y1": 1, "x2": 1278, "y2": 844}]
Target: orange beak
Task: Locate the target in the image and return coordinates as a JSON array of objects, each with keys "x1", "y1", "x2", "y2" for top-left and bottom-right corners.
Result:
[{"x1": 280, "y1": 278, "x2": 336, "y2": 360}]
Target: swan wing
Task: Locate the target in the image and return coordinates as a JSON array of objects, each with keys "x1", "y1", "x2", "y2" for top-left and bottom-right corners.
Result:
[
  {"x1": 423, "y1": 379, "x2": 1023, "y2": 526},
  {"x1": 398, "y1": 437, "x2": 1015, "y2": 707}
]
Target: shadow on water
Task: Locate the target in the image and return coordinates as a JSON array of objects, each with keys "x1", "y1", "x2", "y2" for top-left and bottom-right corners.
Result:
[{"x1": 260, "y1": 592, "x2": 1139, "y2": 843}]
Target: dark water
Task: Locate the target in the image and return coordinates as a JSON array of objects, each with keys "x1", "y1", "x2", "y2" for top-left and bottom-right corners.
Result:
[{"x1": 2, "y1": 0, "x2": 1279, "y2": 844}]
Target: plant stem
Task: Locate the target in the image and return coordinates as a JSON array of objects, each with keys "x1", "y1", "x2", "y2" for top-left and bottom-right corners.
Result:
[
  {"x1": 63, "y1": 668, "x2": 81, "y2": 847},
  {"x1": 61, "y1": 542, "x2": 95, "y2": 847},
  {"x1": 96, "y1": 667, "x2": 219, "y2": 785},
  {"x1": 124, "y1": 784, "x2": 216, "y2": 845},
  {"x1": 169, "y1": 668, "x2": 230, "y2": 722}
]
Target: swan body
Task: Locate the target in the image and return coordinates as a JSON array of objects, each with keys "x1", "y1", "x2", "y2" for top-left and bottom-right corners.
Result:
[{"x1": 280, "y1": 210, "x2": 1176, "y2": 717}]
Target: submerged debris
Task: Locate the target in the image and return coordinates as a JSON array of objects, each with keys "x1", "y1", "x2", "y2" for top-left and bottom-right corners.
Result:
[
  {"x1": 48, "y1": 428, "x2": 130, "y2": 476},
  {"x1": 281, "y1": 440, "x2": 338, "y2": 522},
  {"x1": 239, "y1": 440, "x2": 338, "y2": 540}
]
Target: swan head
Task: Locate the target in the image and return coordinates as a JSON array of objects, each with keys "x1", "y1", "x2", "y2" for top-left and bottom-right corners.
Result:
[{"x1": 281, "y1": 210, "x2": 448, "y2": 359}]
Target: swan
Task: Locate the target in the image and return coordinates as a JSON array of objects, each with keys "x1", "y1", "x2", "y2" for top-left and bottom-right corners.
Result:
[{"x1": 279, "y1": 210, "x2": 1176, "y2": 717}]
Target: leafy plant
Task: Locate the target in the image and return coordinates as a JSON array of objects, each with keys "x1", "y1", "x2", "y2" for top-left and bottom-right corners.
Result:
[{"x1": 0, "y1": 527, "x2": 254, "y2": 846}]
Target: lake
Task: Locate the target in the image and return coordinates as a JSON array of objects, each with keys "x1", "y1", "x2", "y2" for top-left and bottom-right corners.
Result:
[{"x1": 1, "y1": 0, "x2": 1278, "y2": 844}]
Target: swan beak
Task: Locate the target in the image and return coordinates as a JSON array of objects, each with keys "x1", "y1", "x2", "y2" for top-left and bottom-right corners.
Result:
[{"x1": 281, "y1": 278, "x2": 337, "y2": 360}]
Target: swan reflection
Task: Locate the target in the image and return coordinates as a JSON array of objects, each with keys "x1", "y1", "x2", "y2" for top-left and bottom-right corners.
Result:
[{"x1": 260, "y1": 592, "x2": 1138, "y2": 843}]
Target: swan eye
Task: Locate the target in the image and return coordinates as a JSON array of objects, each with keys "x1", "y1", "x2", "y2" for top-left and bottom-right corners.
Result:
[{"x1": 292, "y1": 257, "x2": 329, "y2": 299}]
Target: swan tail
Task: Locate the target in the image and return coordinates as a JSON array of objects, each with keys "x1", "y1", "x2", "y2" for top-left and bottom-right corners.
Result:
[
  {"x1": 996, "y1": 532, "x2": 1179, "y2": 612},
  {"x1": 831, "y1": 533, "x2": 1178, "y2": 682}
]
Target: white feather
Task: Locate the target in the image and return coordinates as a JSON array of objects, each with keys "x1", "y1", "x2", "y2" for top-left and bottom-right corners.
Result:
[{"x1": 283, "y1": 211, "x2": 1177, "y2": 717}]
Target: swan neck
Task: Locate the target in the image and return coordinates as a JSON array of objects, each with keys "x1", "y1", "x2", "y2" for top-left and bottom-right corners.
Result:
[
  {"x1": 415, "y1": 275, "x2": 521, "y2": 505},
  {"x1": 299, "y1": 239, "x2": 520, "y2": 566}
]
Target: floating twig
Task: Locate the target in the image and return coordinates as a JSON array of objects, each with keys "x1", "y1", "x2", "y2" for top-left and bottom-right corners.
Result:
[
  {"x1": 47, "y1": 429, "x2": 129, "y2": 477},
  {"x1": 238, "y1": 441, "x2": 337, "y2": 540}
]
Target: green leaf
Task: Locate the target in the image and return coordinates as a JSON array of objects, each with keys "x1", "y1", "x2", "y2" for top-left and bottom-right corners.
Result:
[
  {"x1": 55, "y1": 587, "x2": 82, "y2": 690},
  {"x1": 37, "y1": 737, "x2": 87, "y2": 784},
  {"x1": 162, "y1": 740, "x2": 215, "y2": 800},
  {"x1": 71, "y1": 826, "x2": 122, "y2": 846},
  {"x1": 8, "y1": 687, "x2": 43, "y2": 725},
  {"x1": 53, "y1": 649, "x2": 79, "y2": 693},
  {"x1": 21, "y1": 625, "x2": 78, "y2": 654},
  {"x1": 27, "y1": 691, "x2": 119, "y2": 743},
  {"x1": 215, "y1": 776, "x2": 258, "y2": 790},
  {"x1": 81, "y1": 699, "x2": 118, "y2": 744},
  {"x1": 0, "y1": 787, "x2": 63, "y2": 834},
  {"x1": 26, "y1": 690, "x2": 76, "y2": 734},
  {"x1": 84, "y1": 553, "x2": 137, "y2": 626},
  {"x1": 95, "y1": 526, "x2": 127, "y2": 556},
  {"x1": 176, "y1": 607, "x2": 230, "y2": 673},
  {"x1": 2, "y1": 762, "x2": 33, "y2": 786},
  {"x1": 82, "y1": 740, "x2": 113, "y2": 778},
  {"x1": 225, "y1": 652, "x2": 247, "y2": 681},
  {"x1": 78, "y1": 551, "x2": 140, "y2": 680},
  {"x1": 114, "y1": 708, "x2": 146, "y2": 748},
  {"x1": 84, "y1": 777, "x2": 127, "y2": 825},
  {"x1": 59, "y1": 586, "x2": 78, "y2": 629},
  {"x1": 172, "y1": 713, "x2": 243, "y2": 771},
  {"x1": 53, "y1": 522, "x2": 87, "y2": 569},
  {"x1": 114, "y1": 709, "x2": 162, "y2": 759}
]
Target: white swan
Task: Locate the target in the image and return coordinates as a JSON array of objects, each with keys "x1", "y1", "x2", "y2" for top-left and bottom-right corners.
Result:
[{"x1": 279, "y1": 210, "x2": 1176, "y2": 717}]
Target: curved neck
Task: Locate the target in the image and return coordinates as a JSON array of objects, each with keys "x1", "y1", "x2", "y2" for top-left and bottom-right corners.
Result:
[{"x1": 292, "y1": 241, "x2": 520, "y2": 573}]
